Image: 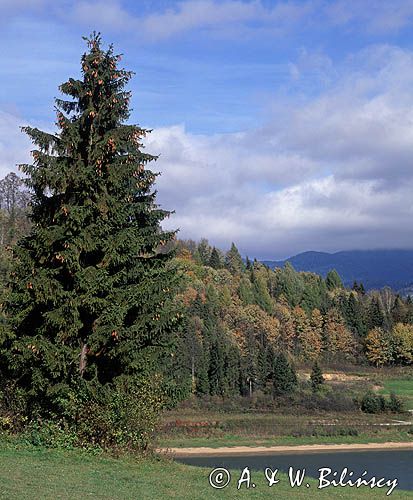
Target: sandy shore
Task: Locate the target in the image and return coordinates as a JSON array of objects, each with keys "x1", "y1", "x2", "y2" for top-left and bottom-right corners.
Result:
[{"x1": 159, "y1": 441, "x2": 413, "y2": 457}]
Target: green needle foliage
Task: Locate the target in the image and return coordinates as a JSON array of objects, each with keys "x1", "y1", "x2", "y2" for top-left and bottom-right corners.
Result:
[
  {"x1": 310, "y1": 361, "x2": 324, "y2": 393},
  {"x1": 0, "y1": 34, "x2": 181, "y2": 440}
]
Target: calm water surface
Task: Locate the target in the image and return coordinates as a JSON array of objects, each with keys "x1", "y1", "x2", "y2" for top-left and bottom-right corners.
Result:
[{"x1": 176, "y1": 450, "x2": 413, "y2": 491}]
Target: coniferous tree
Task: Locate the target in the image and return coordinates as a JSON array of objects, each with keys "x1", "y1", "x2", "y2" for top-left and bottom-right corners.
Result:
[
  {"x1": 367, "y1": 297, "x2": 385, "y2": 330},
  {"x1": 194, "y1": 238, "x2": 211, "y2": 265},
  {"x1": 275, "y1": 262, "x2": 303, "y2": 307},
  {"x1": 209, "y1": 247, "x2": 222, "y2": 269},
  {"x1": 345, "y1": 293, "x2": 366, "y2": 337},
  {"x1": 223, "y1": 345, "x2": 241, "y2": 396},
  {"x1": 325, "y1": 269, "x2": 344, "y2": 291},
  {"x1": 208, "y1": 339, "x2": 225, "y2": 395},
  {"x1": 391, "y1": 295, "x2": 408, "y2": 325},
  {"x1": 272, "y1": 353, "x2": 297, "y2": 395},
  {"x1": 1, "y1": 34, "x2": 181, "y2": 416},
  {"x1": 225, "y1": 242, "x2": 244, "y2": 275},
  {"x1": 196, "y1": 351, "x2": 210, "y2": 396},
  {"x1": 251, "y1": 268, "x2": 273, "y2": 313},
  {"x1": 238, "y1": 276, "x2": 254, "y2": 305},
  {"x1": 310, "y1": 361, "x2": 324, "y2": 392},
  {"x1": 257, "y1": 347, "x2": 270, "y2": 390}
]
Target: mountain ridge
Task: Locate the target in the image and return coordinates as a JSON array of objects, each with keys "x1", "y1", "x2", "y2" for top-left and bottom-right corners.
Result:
[{"x1": 262, "y1": 249, "x2": 413, "y2": 292}]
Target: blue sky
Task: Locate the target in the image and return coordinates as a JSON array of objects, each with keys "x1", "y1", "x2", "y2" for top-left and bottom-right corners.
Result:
[{"x1": 1, "y1": 0, "x2": 413, "y2": 259}]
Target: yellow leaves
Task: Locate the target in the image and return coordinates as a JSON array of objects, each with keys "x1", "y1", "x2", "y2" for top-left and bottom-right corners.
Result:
[
  {"x1": 392, "y1": 323, "x2": 413, "y2": 363},
  {"x1": 365, "y1": 328, "x2": 390, "y2": 367},
  {"x1": 61, "y1": 206, "x2": 68, "y2": 216}
]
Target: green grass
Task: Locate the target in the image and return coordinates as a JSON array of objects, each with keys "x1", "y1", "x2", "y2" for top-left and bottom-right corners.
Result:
[
  {"x1": 378, "y1": 379, "x2": 413, "y2": 411},
  {"x1": 0, "y1": 444, "x2": 411, "y2": 499},
  {"x1": 158, "y1": 408, "x2": 413, "y2": 449},
  {"x1": 159, "y1": 430, "x2": 413, "y2": 449}
]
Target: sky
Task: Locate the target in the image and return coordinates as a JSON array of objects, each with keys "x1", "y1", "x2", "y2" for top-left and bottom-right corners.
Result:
[{"x1": 1, "y1": 0, "x2": 413, "y2": 259}]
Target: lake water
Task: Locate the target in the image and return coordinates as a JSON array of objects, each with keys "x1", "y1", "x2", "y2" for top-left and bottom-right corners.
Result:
[{"x1": 176, "y1": 450, "x2": 413, "y2": 492}]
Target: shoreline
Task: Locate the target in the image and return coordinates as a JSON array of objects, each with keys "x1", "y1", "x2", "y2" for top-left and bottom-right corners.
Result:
[{"x1": 159, "y1": 441, "x2": 413, "y2": 457}]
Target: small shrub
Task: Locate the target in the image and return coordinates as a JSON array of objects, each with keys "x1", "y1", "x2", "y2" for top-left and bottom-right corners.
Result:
[
  {"x1": 360, "y1": 391, "x2": 404, "y2": 414},
  {"x1": 387, "y1": 392, "x2": 404, "y2": 413},
  {"x1": 22, "y1": 420, "x2": 77, "y2": 449},
  {"x1": 360, "y1": 391, "x2": 386, "y2": 413}
]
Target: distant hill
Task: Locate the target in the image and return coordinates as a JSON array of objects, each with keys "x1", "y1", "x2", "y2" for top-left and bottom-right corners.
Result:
[{"x1": 262, "y1": 250, "x2": 413, "y2": 292}]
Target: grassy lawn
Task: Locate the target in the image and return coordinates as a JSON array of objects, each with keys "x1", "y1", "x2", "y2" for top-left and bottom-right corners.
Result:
[
  {"x1": 157, "y1": 408, "x2": 413, "y2": 449},
  {"x1": 159, "y1": 430, "x2": 413, "y2": 449},
  {"x1": 378, "y1": 379, "x2": 413, "y2": 410},
  {"x1": 0, "y1": 444, "x2": 411, "y2": 499}
]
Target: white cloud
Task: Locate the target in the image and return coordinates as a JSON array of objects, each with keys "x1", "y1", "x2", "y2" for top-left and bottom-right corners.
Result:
[
  {"x1": 327, "y1": 0, "x2": 413, "y2": 35},
  {"x1": 145, "y1": 45, "x2": 413, "y2": 257},
  {"x1": 2, "y1": 42, "x2": 413, "y2": 258},
  {"x1": 67, "y1": 0, "x2": 315, "y2": 40},
  {"x1": 63, "y1": 0, "x2": 413, "y2": 41},
  {"x1": 0, "y1": 110, "x2": 31, "y2": 177},
  {"x1": 69, "y1": 0, "x2": 134, "y2": 31}
]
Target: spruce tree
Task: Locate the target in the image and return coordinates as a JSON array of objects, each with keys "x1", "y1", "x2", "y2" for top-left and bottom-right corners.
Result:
[
  {"x1": 310, "y1": 361, "x2": 324, "y2": 392},
  {"x1": 367, "y1": 297, "x2": 385, "y2": 330},
  {"x1": 272, "y1": 353, "x2": 297, "y2": 396},
  {"x1": 208, "y1": 247, "x2": 221, "y2": 269},
  {"x1": 345, "y1": 293, "x2": 366, "y2": 337},
  {"x1": 225, "y1": 242, "x2": 244, "y2": 274},
  {"x1": 1, "y1": 34, "x2": 181, "y2": 417},
  {"x1": 208, "y1": 339, "x2": 224, "y2": 395},
  {"x1": 223, "y1": 345, "x2": 241, "y2": 396},
  {"x1": 325, "y1": 269, "x2": 344, "y2": 291}
]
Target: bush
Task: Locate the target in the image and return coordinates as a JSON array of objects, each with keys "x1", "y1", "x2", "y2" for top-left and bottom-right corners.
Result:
[
  {"x1": 360, "y1": 391, "x2": 404, "y2": 414},
  {"x1": 1, "y1": 374, "x2": 166, "y2": 452},
  {"x1": 360, "y1": 391, "x2": 386, "y2": 413},
  {"x1": 387, "y1": 392, "x2": 404, "y2": 413},
  {"x1": 22, "y1": 420, "x2": 78, "y2": 449},
  {"x1": 72, "y1": 376, "x2": 165, "y2": 451}
]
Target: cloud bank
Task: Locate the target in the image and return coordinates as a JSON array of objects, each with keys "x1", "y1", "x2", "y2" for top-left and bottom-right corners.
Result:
[{"x1": 144, "y1": 45, "x2": 413, "y2": 258}]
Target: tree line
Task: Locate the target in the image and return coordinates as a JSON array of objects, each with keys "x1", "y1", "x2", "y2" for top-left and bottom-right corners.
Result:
[{"x1": 167, "y1": 239, "x2": 413, "y2": 400}]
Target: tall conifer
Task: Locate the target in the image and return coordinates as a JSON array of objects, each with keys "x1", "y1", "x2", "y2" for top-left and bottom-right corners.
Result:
[{"x1": 2, "y1": 34, "x2": 180, "y2": 414}]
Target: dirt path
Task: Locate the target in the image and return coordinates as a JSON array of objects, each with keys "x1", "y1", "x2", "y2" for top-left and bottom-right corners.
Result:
[{"x1": 160, "y1": 441, "x2": 413, "y2": 457}]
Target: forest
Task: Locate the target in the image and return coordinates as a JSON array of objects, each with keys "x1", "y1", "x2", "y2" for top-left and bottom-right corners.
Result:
[
  {"x1": 167, "y1": 239, "x2": 413, "y2": 401},
  {"x1": 2, "y1": 172, "x2": 412, "y2": 405}
]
